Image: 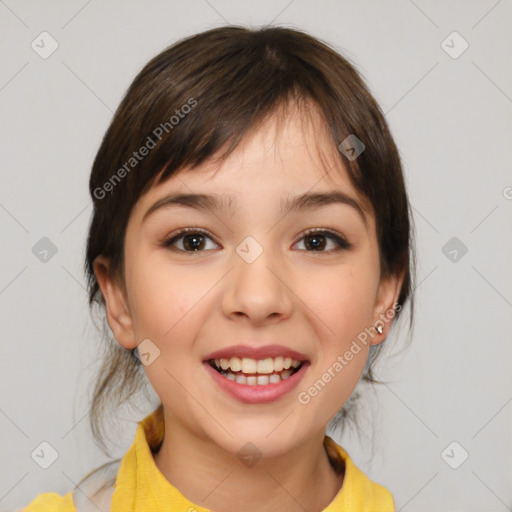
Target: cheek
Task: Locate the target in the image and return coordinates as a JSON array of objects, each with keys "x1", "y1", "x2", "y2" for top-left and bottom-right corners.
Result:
[
  {"x1": 126, "y1": 255, "x2": 211, "y2": 340},
  {"x1": 303, "y1": 262, "x2": 378, "y2": 345},
  {"x1": 296, "y1": 268, "x2": 375, "y2": 419}
]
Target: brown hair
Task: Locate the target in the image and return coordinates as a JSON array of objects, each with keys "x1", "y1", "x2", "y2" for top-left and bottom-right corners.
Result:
[{"x1": 84, "y1": 25, "x2": 416, "y2": 454}]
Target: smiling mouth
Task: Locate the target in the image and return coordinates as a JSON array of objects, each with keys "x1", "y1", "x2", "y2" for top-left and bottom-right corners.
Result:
[{"x1": 207, "y1": 356, "x2": 305, "y2": 386}]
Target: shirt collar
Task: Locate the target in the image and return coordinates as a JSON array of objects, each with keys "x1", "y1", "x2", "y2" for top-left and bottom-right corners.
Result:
[{"x1": 111, "y1": 406, "x2": 394, "y2": 511}]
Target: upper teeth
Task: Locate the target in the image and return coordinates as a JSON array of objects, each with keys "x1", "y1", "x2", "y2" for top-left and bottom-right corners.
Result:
[{"x1": 213, "y1": 356, "x2": 302, "y2": 374}]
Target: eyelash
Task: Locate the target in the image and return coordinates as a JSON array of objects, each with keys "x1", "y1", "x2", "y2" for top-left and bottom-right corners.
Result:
[{"x1": 162, "y1": 227, "x2": 352, "y2": 253}]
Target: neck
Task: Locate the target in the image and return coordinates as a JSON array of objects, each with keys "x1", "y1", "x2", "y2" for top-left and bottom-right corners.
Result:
[{"x1": 152, "y1": 409, "x2": 344, "y2": 512}]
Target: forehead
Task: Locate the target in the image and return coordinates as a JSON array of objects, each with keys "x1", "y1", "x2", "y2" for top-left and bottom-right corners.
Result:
[{"x1": 134, "y1": 102, "x2": 370, "y2": 218}]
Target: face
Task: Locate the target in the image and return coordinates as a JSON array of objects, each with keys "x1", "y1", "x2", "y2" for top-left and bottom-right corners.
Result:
[{"x1": 94, "y1": 104, "x2": 402, "y2": 458}]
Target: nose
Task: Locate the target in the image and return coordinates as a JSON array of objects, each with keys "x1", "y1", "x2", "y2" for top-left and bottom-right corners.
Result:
[{"x1": 222, "y1": 242, "x2": 293, "y2": 326}]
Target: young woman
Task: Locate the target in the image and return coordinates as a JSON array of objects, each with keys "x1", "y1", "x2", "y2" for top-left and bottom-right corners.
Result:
[{"x1": 21, "y1": 24, "x2": 414, "y2": 512}]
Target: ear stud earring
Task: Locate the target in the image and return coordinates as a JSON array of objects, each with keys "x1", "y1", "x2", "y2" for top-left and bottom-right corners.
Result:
[{"x1": 376, "y1": 325, "x2": 383, "y2": 334}]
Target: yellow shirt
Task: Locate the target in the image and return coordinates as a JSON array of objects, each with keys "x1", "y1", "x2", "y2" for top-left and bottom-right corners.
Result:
[{"x1": 20, "y1": 407, "x2": 394, "y2": 511}]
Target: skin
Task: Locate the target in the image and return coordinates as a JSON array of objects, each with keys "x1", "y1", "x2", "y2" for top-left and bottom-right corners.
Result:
[{"x1": 94, "y1": 102, "x2": 403, "y2": 512}]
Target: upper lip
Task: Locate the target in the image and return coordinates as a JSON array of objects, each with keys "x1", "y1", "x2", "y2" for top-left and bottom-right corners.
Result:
[{"x1": 203, "y1": 344, "x2": 309, "y2": 362}]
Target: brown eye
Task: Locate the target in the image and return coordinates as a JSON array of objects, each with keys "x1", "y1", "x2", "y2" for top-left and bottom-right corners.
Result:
[
  {"x1": 295, "y1": 230, "x2": 351, "y2": 252},
  {"x1": 163, "y1": 229, "x2": 218, "y2": 252}
]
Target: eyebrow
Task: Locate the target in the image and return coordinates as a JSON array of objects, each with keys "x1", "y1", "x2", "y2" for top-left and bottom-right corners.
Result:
[{"x1": 142, "y1": 190, "x2": 367, "y2": 226}]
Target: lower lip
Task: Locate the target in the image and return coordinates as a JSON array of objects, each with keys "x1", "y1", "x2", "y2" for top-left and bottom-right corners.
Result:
[{"x1": 203, "y1": 362, "x2": 309, "y2": 404}]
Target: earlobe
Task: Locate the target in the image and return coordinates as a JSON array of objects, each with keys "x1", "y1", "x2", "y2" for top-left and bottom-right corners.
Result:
[
  {"x1": 93, "y1": 255, "x2": 137, "y2": 350},
  {"x1": 370, "y1": 271, "x2": 405, "y2": 346}
]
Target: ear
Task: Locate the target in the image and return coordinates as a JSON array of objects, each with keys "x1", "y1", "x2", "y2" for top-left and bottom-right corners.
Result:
[
  {"x1": 93, "y1": 254, "x2": 137, "y2": 350},
  {"x1": 370, "y1": 270, "x2": 405, "y2": 346}
]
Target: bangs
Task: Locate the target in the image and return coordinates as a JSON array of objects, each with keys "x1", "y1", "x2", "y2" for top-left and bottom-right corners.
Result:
[{"x1": 90, "y1": 26, "x2": 365, "y2": 211}]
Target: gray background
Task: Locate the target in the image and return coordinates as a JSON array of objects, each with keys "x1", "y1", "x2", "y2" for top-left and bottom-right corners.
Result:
[{"x1": 1, "y1": 1, "x2": 511, "y2": 511}]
